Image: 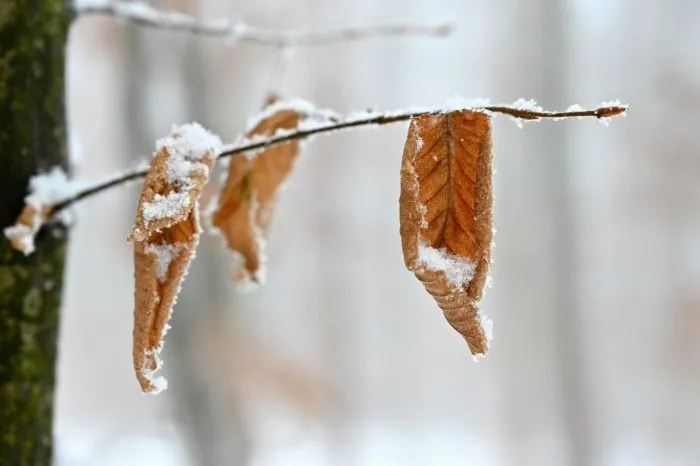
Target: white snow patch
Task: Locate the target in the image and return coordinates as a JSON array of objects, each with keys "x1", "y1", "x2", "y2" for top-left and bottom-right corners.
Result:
[
  {"x1": 417, "y1": 242, "x2": 475, "y2": 288},
  {"x1": 140, "y1": 350, "x2": 169, "y2": 395},
  {"x1": 147, "y1": 375, "x2": 168, "y2": 395},
  {"x1": 471, "y1": 314, "x2": 493, "y2": 362},
  {"x1": 26, "y1": 166, "x2": 81, "y2": 208},
  {"x1": 480, "y1": 313, "x2": 493, "y2": 342},
  {"x1": 245, "y1": 98, "x2": 339, "y2": 134},
  {"x1": 444, "y1": 95, "x2": 491, "y2": 111},
  {"x1": 165, "y1": 157, "x2": 206, "y2": 183},
  {"x1": 599, "y1": 99, "x2": 624, "y2": 108},
  {"x1": 145, "y1": 243, "x2": 185, "y2": 282},
  {"x1": 475, "y1": 296, "x2": 494, "y2": 360},
  {"x1": 142, "y1": 191, "x2": 192, "y2": 223},
  {"x1": 156, "y1": 122, "x2": 222, "y2": 166},
  {"x1": 4, "y1": 225, "x2": 36, "y2": 255},
  {"x1": 501, "y1": 98, "x2": 543, "y2": 128},
  {"x1": 510, "y1": 97, "x2": 543, "y2": 112}
]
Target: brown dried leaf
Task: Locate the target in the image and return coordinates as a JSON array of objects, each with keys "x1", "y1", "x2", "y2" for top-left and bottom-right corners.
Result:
[
  {"x1": 129, "y1": 123, "x2": 221, "y2": 393},
  {"x1": 399, "y1": 110, "x2": 493, "y2": 356},
  {"x1": 211, "y1": 102, "x2": 301, "y2": 287},
  {"x1": 4, "y1": 204, "x2": 53, "y2": 255},
  {"x1": 3, "y1": 167, "x2": 74, "y2": 255}
]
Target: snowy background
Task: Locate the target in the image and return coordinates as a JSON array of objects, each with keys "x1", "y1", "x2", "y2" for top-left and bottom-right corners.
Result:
[{"x1": 57, "y1": 0, "x2": 700, "y2": 465}]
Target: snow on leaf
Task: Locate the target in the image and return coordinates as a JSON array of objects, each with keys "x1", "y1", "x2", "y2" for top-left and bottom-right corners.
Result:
[
  {"x1": 130, "y1": 122, "x2": 222, "y2": 242},
  {"x1": 210, "y1": 97, "x2": 307, "y2": 289},
  {"x1": 399, "y1": 110, "x2": 494, "y2": 356},
  {"x1": 417, "y1": 241, "x2": 475, "y2": 288},
  {"x1": 155, "y1": 121, "x2": 223, "y2": 164},
  {"x1": 142, "y1": 191, "x2": 193, "y2": 223},
  {"x1": 145, "y1": 242, "x2": 187, "y2": 282},
  {"x1": 128, "y1": 122, "x2": 221, "y2": 394}
]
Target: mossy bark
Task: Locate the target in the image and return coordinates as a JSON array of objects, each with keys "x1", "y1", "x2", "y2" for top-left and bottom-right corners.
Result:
[{"x1": 0, "y1": 1, "x2": 72, "y2": 464}]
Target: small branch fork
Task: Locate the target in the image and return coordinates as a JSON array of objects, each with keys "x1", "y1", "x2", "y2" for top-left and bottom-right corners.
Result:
[
  {"x1": 75, "y1": 1, "x2": 453, "y2": 46},
  {"x1": 53, "y1": 104, "x2": 627, "y2": 215}
]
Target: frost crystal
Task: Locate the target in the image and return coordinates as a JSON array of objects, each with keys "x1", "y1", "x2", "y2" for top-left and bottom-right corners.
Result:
[{"x1": 417, "y1": 241, "x2": 475, "y2": 288}]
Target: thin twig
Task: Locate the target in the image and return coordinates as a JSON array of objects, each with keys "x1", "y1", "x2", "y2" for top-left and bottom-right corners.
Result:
[
  {"x1": 75, "y1": 1, "x2": 453, "y2": 46},
  {"x1": 52, "y1": 103, "x2": 627, "y2": 215}
]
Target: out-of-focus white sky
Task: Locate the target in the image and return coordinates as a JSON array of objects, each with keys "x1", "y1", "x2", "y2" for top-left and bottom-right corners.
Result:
[{"x1": 57, "y1": 1, "x2": 700, "y2": 465}]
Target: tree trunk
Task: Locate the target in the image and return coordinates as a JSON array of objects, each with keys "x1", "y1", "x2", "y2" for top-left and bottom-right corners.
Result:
[{"x1": 0, "y1": 1, "x2": 71, "y2": 464}]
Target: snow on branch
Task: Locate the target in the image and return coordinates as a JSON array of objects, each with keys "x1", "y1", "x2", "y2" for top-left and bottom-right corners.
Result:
[
  {"x1": 51, "y1": 99, "x2": 626, "y2": 214},
  {"x1": 4, "y1": 98, "x2": 627, "y2": 254},
  {"x1": 75, "y1": 1, "x2": 453, "y2": 46}
]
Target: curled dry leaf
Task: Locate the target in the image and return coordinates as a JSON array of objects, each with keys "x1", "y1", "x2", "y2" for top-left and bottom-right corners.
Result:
[
  {"x1": 128, "y1": 123, "x2": 222, "y2": 393},
  {"x1": 210, "y1": 100, "x2": 301, "y2": 287},
  {"x1": 4, "y1": 167, "x2": 75, "y2": 255},
  {"x1": 4, "y1": 204, "x2": 53, "y2": 255},
  {"x1": 399, "y1": 110, "x2": 494, "y2": 356}
]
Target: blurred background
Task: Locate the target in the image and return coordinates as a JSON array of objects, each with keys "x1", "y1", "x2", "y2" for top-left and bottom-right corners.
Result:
[{"x1": 56, "y1": 0, "x2": 700, "y2": 465}]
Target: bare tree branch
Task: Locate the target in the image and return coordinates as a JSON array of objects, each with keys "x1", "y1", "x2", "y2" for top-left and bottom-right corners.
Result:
[
  {"x1": 75, "y1": 1, "x2": 454, "y2": 46},
  {"x1": 52, "y1": 103, "x2": 627, "y2": 215}
]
